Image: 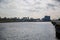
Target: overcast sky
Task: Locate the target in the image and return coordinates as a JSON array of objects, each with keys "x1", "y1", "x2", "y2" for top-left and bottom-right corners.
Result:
[{"x1": 0, "y1": 0, "x2": 60, "y2": 19}]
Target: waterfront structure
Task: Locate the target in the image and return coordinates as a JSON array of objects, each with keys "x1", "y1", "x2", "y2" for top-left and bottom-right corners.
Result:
[{"x1": 42, "y1": 16, "x2": 51, "y2": 21}]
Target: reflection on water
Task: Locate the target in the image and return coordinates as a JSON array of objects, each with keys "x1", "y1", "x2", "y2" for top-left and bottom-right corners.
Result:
[
  {"x1": 0, "y1": 22, "x2": 56, "y2": 40},
  {"x1": 0, "y1": 25, "x2": 6, "y2": 40}
]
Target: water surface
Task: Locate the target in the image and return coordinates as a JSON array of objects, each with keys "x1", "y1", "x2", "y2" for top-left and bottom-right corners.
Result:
[{"x1": 0, "y1": 22, "x2": 56, "y2": 40}]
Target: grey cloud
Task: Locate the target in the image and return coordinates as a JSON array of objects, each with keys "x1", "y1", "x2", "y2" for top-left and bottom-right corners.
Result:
[
  {"x1": 0, "y1": 0, "x2": 12, "y2": 4},
  {"x1": 46, "y1": 0, "x2": 60, "y2": 10},
  {"x1": 54, "y1": 0, "x2": 60, "y2": 3},
  {"x1": 0, "y1": 0, "x2": 15, "y2": 9},
  {"x1": 47, "y1": 4, "x2": 57, "y2": 8},
  {"x1": 55, "y1": 0, "x2": 60, "y2": 2},
  {"x1": 47, "y1": 4, "x2": 56, "y2": 7},
  {"x1": 47, "y1": 7, "x2": 56, "y2": 10},
  {"x1": 24, "y1": 7, "x2": 44, "y2": 13},
  {"x1": 0, "y1": 0, "x2": 3, "y2": 2},
  {"x1": 46, "y1": 3, "x2": 57, "y2": 10},
  {"x1": 23, "y1": 0, "x2": 29, "y2": 4},
  {"x1": 0, "y1": 0, "x2": 5, "y2": 3}
]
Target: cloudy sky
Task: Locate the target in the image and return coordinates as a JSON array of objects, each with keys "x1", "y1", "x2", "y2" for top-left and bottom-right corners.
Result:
[{"x1": 0, "y1": 0, "x2": 60, "y2": 19}]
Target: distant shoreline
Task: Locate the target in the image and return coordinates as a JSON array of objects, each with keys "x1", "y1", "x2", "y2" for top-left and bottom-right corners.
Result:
[{"x1": 0, "y1": 21, "x2": 51, "y2": 23}]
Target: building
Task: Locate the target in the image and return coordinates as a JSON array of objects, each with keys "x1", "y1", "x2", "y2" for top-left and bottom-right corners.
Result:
[{"x1": 42, "y1": 16, "x2": 51, "y2": 21}]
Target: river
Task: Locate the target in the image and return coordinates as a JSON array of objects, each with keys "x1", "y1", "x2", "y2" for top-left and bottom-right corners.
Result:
[{"x1": 0, "y1": 22, "x2": 56, "y2": 40}]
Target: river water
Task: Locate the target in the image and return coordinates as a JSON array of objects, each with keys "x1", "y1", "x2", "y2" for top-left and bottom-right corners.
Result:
[{"x1": 0, "y1": 22, "x2": 56, "y2": 40}]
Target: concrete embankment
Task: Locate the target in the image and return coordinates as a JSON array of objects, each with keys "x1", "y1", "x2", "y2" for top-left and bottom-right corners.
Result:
[{"x1": 51, "y1": 21, "x2": 60, "y2": 39}]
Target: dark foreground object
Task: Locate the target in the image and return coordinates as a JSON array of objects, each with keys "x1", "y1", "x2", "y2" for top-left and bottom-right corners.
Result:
[
  {"x1": 52, "y1": 21, "x2": 60, "y2": 39},
  {"x1": 56, "y1": 25, "x2": 60, "y2": 39}
]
